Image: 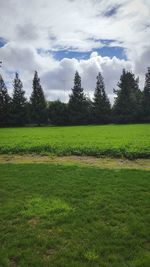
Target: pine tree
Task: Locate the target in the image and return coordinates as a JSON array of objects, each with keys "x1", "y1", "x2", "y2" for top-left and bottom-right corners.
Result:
[
  {"x1": 143, "y1": 67, "x2": 150, "y2": 121},
  {"x1": 0, "y1": 74, "x2": 11, "y2": 126},
  {"x1": 93, "y1": 72, "x2": 111, "y2": 124},
  {"x1": 68, "y1": 71, "x2": 88, "y2": 124},
  {"x1": 30, "y1": 71, "x2": 47, "y2": 125},
  {"x1": 12, "y1": 73, "x2": 27, "y2": 126},
  {"x1": 113, "y1": 69, "x2": 141, "y2": 123}
]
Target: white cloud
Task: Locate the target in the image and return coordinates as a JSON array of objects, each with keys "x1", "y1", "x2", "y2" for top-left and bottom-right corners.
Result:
[
  {"x1": 0, "y1": 0, "x2": 149, "y2": 53},
  {"x1": 0, "y1": 43, "x2": 132, "y2": 104},
  {"x1": 0, "y1": 0, "x2": 149, "y2": 102}
]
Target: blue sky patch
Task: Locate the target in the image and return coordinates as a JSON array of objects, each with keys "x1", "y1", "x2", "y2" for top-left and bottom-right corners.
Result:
[
  {"x1": 51, "y1": 46, "x2": 126, "y2": 61},
  {"x1": 97, "y1": 46, "x2": 126, "y2": 59},
  {"x1": 104, "y1": 6, "x2": 120, "y2": 17},
  {"x1": 100, "y1": 39, "x2": 116, "y2": 45},
  {"x1": 0, "y1": 37, "x2": 7, "y2": 48}
]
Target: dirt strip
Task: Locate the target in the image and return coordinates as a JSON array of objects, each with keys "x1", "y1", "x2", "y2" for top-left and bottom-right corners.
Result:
[{"x1": 0, "y1": 154, "x2": 150, "y2": 170}]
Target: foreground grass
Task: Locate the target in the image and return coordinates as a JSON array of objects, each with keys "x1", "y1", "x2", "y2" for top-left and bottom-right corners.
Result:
[
  {"x1": 0, "y1": 163, "x2": 150, "y2": 267},
  {"x1": 0, "y1": 124, "x2": 150, "y2": 158}
]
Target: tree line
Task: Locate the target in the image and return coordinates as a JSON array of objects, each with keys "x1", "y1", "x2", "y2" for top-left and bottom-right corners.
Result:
[{"x1": 0, "y1": 68, "x2": 150, "y2": 127}]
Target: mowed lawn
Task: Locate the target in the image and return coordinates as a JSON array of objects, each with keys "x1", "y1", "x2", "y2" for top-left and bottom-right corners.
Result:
[
  {"x1": 0, "y1": 124, "x2": 150, "y2": 158},
  {"x1": 0, "y1": 163, "x2": 150, "y2": 267}
]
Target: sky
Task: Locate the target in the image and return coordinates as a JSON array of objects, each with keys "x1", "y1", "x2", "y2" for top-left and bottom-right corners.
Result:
[{"x1": 0, "y1": 0, "x2": 150, "y2": 103}]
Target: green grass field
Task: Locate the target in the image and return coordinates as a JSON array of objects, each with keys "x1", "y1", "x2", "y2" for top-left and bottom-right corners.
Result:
[
  {"x1": 0, "y1": 124, "x2": 150, "y2": 158},
  {"x1": 0, "y1": 163, "x2": 150, "y2": 267},
  {"x1": 0, "y1": 124, "x2": 150, "y2": 266}
]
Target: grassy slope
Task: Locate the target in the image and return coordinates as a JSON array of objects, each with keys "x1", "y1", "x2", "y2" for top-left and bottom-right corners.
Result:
[
  {"x1": 0, "y1": 124, "x2": 150, "y2": 158},
  {"x1": 0, "y1": 163, "x2": 150, "y2": 267}
]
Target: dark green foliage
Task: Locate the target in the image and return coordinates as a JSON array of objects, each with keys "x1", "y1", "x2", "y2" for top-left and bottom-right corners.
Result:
[
  {"x1": 0, "y1": 75, "x2": 11, "y2": 127},
  {"x1": 1, "y1": 68, "x2": 150, "y2": 126},
  {"x1": 0, "y1": 164, "x2": 150, "y2": 267},
  {"x1": 48, "y1": 100, "x2": 69, "y2": 125},
  {"x1": 113, "y1": 69, "x2": 142, "y2": 123},
  {"x1": 11, "y1": 73, "x2": 27, "y2": 126},
  {"x1": 85, "y1": 97, "x2": 93, "y2": 124},
  {"x1": 93, "y1": 72, "x2": 111, "y2": 123},
  {"x1": 142, "y1": 67, "x2": 150, "y2": 122},
  {"x1": 30, "y1": 71, "x2": 47, "y2": 125},
  {"x1": 68, "y1": 71, "x2": 89, "y2": 125}
]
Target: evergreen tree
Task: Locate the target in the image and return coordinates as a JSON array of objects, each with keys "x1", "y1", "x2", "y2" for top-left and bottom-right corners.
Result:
[
  {"x1": 142, "y1": 67, "x2": 150, "y2": 121},
  {"x1": 85, "y1": 97, "x2": 93, "y2": 124},
  {"x1": 30, "y1": 71, "x2": 47, "y2": 125},
  {"x1": 12, "y1": 73, "x2": 27, "y2": 126},
  {"x1": 0, "y1": 74, "x2": 11, "y2": 126},
  {"x1": 93, "y1": 72, "x2": 111, "y2": 123},
  {"x1": 48, "y1": 100, "x2": 68, "y2": 125},
  {"x1": 68, "y1": 71, "x2": 88, "y2": 124},
  {"x1": 113, "y1": 69, "x2": 141, "y2": 123}
]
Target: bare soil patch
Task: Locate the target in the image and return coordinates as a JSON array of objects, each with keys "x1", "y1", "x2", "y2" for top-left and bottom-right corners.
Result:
[{"x1": 0, "y1": 154, "x2": 150, "y2": 170}]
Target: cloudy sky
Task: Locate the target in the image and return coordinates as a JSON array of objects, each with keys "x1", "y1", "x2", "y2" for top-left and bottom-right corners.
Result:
[{"x1": 0, "y1": 0, "x2": 150, "y2": 102}]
